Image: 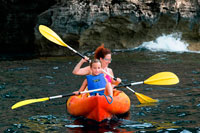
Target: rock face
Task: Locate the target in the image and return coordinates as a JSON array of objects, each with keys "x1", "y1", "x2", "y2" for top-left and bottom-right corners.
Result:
[
  {"x1": 35, "y1": 0, "x2": 200, "y2": 55},
  {"x1": 1, "y1": 0, "x2": 200, "y2": 57}
]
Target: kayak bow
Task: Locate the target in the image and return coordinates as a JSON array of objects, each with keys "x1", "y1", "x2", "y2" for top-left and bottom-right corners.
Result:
[{"x1": 67, "y1": 90, "x2": 130, "y2": 122}]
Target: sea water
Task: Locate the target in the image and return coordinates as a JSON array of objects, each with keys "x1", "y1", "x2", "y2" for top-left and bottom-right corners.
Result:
[{"x1": 1, "y1": 33, "x2": 200, "y2": 132}]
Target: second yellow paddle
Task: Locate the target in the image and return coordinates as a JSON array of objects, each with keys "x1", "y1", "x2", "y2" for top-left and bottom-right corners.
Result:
[{"x1": 115, "y1": 72, "x2": 179, "y2": 88}]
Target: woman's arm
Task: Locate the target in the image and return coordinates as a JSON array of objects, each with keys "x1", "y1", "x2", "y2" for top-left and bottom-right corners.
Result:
[
  {"x1": 104, "y1": 76, "x2": 113, "y2": 97},
  {"x1": 72, "y1": 58, "x2": 90, "y2": 75},
  {"x1": 108, "y1": 68, "x2": 121, "y2": 86},
  {"x1": 105, "y1": 81, "x2": 113, "y2": 97}
]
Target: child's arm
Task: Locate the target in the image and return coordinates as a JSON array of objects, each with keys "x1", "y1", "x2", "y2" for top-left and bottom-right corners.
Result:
[
  {"x1": 73, "y1": 79, "x2": 87, "y2": 95},
  {"x1": 79, "y1": 79, "x2": 87, "y2": 92},
  {"x1": 72, "y1": 57, "x2": 90, "y2": 75}
]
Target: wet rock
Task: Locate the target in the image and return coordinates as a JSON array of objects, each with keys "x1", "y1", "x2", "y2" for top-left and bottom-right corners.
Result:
[
  {"x1": 1, "y1": 0, "x2": 200, "y2": 56},
  {"x1": 34, "y1": 0, "x2": 200, "y2": 56}
]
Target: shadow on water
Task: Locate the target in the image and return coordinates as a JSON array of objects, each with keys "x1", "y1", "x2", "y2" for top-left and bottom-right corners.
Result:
[{"x1": 1, "y1": 52, "x2": 200, "y2": 132}]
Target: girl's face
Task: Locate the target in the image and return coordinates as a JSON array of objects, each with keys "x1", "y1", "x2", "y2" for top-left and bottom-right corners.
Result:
[
  {"x1": 91, "y1": 62, "x2": 102, "y2": 76},
  {"x1": 100, "y1": 54, "x2": 112, "y2": 68}
]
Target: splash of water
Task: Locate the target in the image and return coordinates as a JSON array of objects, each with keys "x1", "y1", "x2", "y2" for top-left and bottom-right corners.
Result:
[{"x1": 138, "y1": 33, "x2": 189, "y2": 53}]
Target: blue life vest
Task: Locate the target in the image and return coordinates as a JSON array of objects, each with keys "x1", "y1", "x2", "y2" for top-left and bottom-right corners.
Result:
[{"x1": 86, "y1": 73, "x2": 106, "y2": 96}]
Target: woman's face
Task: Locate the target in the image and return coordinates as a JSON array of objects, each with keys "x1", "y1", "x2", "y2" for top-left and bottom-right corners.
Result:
[
  {"x1": 91, "y1": 62, "x2": 102, "y2": 76},
  {"x1": 100, "y1": 54, "x2": 112, "y2": 68}
]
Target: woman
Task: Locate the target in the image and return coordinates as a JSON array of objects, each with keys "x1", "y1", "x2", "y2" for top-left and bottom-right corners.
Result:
[
  {"x1": 73, "y1": 59, "x2": 113, "y2": 97},
  {"x1": 72, "y1": 44, "x2": 121, "y2": 87}
]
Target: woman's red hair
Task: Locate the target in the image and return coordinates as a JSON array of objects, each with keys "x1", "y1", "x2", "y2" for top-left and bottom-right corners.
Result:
[{"x1": 94, "y1": 44, "x2": 111, "y2": 59}]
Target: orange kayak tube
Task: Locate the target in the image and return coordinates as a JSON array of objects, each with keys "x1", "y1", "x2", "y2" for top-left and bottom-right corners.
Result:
[{"x1": 66, "y1": 90, "x2": 130, "y2": 122}]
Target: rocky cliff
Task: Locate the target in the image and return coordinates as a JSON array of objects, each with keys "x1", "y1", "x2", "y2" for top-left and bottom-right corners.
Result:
[{"x1": 1, "y1": 0, "x2": 200, "y2": 57}]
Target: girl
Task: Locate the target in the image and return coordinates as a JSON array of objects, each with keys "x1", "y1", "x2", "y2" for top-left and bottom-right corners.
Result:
[
  {"x1": 74, "y1": 59, "x2": 113, "y2": 97},
  {"x1": 72, "y1": 44, "x2": 121, "y2": 88}
]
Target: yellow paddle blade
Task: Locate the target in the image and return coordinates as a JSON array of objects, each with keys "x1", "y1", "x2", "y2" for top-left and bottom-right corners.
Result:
[
  {"x1": 39, "y1": 25, "x2": 68, "y2": 47},
  {"x1": 11, "y1": 97, "x2": 49, "y2": 110},
  {"x1": 144, "y1": 72, "x2": 179, "y2": 85},
  {"x1": 135, "y1": 92, "x2": 158, "y2": 104}
]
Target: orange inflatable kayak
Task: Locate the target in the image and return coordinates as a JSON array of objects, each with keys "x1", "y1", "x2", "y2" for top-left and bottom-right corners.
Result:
[{"x1": 66, "y1": 90, "x2": 130, "y2": 122}]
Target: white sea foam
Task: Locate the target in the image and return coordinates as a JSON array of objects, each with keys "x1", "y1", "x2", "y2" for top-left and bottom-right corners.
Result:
[{"x1": 138, "y1": 33, "x2": 190, "y2": 53}]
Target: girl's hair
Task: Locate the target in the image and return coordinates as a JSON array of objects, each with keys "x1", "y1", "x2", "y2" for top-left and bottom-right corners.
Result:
[
  {"x1": 90, "y1": 59, "x2": 101, "y2": 68},
  {"x1": 94, "y1": 44, "x2": 111, "y2": 59}
]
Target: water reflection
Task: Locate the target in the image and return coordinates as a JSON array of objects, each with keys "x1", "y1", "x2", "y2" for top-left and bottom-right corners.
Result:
[{"x1": 6, "y1": 114, "x2": 197, "y2": 132}]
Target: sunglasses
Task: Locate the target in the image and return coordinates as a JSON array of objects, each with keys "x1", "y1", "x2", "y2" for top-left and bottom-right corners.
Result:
[{"x1": 103, "y1": 58, "x2": 112, "y2": 61}]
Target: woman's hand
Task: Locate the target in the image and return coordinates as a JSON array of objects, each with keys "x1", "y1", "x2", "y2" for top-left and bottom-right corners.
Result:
[
  {"x1": 116, "y1": 77, "x2": 121, "y2": 83},
  {"x1": 113, "y1": 77, "x2": 121, "y2": 86}
]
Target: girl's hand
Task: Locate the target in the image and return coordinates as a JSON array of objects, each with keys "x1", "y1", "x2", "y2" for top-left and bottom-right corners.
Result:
[
  {"x1": 81, "y1": 56, "x2": 89, "y2": 63},
  {"x1": 73, "y1": 91, "x2": 80, "y2": 95}
]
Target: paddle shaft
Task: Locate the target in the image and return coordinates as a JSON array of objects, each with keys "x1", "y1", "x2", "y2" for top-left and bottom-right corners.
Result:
[
  {"x1": 49, "y1": 88, "x2": 105, "y2": 100},
  {"x1": 68, "y1": 45, "x2": 85, "y2": 59},
  {"x1": 115, "y1": 81, "x2": 144, "y2": 88}
]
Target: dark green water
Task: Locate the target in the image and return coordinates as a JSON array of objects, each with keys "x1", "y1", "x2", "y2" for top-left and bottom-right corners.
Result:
[{"x1": 1, "y1": 51, "x2": 200, "y2": 132}]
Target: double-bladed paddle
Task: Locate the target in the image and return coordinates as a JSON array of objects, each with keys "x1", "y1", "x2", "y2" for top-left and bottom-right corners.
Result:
[
  {"x1": 11, "y1": 88, "x2": 105, "y2": 109},
  {"x1": 38, "y1": 25, "x2": 179, "y2": 104},
  {"x1": 115, "y1": 72, "x2": 179, "y2": 88},
  {"x1": 108, "y1": 71, "x2": 179, "y2": 103}
]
